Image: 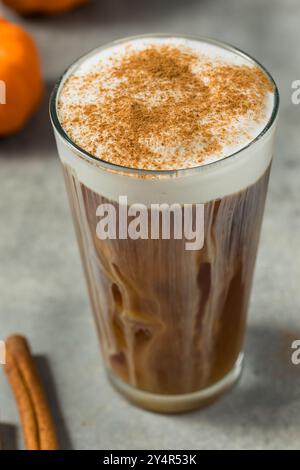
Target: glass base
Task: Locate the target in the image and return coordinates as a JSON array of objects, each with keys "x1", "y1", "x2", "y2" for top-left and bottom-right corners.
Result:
[{"x1": 108, "y1": 353, "x2": 244, "y2": 413}]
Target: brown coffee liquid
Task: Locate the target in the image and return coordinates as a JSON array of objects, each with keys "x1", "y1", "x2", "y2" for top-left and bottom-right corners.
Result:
[{"x1": 63, "y1": 165, "x2": 270, "y2": 395}]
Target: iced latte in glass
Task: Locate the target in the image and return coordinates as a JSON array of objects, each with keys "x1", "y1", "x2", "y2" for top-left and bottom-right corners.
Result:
[{"x1": 50, "y1": 35, "x2": 279, "y2": 412}]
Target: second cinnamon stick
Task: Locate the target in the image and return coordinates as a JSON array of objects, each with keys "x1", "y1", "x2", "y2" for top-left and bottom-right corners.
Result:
[{"x1": 4, "y1": 335, "x2": 59, "y2": 450}]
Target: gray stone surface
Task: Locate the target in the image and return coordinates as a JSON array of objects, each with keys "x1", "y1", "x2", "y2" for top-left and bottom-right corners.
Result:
[{"x1": 0, "y1": 0, "x2": 299, "y2": 450}]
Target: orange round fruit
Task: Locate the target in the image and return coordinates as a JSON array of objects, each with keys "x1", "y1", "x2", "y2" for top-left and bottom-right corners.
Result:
[
  {"x1": 2, "y1": 0, "x2": 88, "y2": 15},
  {"x1": 0, "y1": 18, "x2": 43, "y2": 136}
]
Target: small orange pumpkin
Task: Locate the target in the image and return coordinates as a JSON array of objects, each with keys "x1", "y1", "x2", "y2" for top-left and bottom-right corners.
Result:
[
  {"x1": 0, "y1": 18, "x2": 43, "y2": 136},
  {"x1": 1, "y1": 0, "x2": 88, "y2": 15}
]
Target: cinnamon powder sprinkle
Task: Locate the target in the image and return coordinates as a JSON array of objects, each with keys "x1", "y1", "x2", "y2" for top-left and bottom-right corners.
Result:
[{"x1": 58, "y1": 44, "x2": 274, "y2": 170}]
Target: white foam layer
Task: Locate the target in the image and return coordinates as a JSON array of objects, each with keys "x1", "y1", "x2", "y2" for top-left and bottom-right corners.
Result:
[
  {"x1": 54, "y1": 124, "x2": 275, "y2": 205},
  {"x1": 77, "y1": 37, "x2": 259, "y2": 72},
  {"x1": 58, "y1": 36, "x2": 275, "y2": 170},
  {"x1": 54, "y1": 36, "x2": 278, "y2": 203}
]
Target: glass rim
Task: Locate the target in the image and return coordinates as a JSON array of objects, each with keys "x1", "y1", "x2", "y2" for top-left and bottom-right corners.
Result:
[{"x1": 49, "y1": 33, "x2": 280, "y2": 177}]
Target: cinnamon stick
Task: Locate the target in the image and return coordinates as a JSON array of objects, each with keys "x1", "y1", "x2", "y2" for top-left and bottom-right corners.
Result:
[{"x1": 4, "y1": 335, "x2": 59, "y2": 450}]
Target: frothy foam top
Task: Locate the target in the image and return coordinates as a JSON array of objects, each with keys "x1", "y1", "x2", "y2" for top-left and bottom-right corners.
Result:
[{"x1": 57, "y1": 37, "x2": 274, "y2": 171}]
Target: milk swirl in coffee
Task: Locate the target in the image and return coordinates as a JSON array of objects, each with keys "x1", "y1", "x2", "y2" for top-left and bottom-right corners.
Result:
[{"x1": 54, "y1": 36, "x2": 277, "y2": 412}]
